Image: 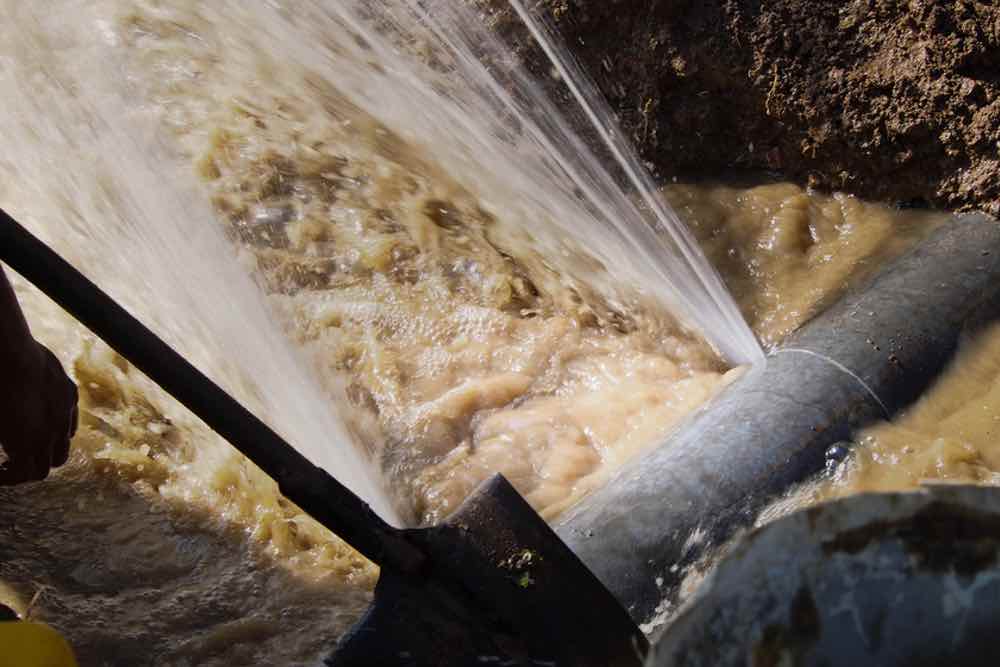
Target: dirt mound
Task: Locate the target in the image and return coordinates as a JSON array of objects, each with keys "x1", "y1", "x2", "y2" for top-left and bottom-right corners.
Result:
[{"x1": 478, "y1": 0, "x2": 1000, "y2": 215}]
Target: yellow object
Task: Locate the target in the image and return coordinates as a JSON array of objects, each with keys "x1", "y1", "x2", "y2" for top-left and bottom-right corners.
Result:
[{"x1": 0, "y1": 621, "x2": 78, "y2": 667}]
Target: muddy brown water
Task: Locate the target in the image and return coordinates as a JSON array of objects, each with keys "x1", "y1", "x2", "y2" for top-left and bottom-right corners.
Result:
[
  {"x1": 0, "y1": 2, "x2": 992, "y2": 666},
  {"x1": 1, "y1": 178, "x2": 948, "y2": 664},
  {"x1": 817, "y1": 321, "x2": 1000, "y2": 500}
]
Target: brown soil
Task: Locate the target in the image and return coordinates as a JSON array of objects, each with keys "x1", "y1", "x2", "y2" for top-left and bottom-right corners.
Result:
[{"x1": 478, "y1": 1, "x2": 1000, "y2": 215}]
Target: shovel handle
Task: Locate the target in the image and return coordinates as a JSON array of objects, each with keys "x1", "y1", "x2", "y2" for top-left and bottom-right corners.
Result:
[{"x1": 0, "y1": 209, "x2": 423, "y2": 573}]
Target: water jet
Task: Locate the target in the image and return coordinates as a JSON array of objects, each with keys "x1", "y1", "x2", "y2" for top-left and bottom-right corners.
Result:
[{"x1": 0, "y1": 212, "x2": 647, "y2": 667}]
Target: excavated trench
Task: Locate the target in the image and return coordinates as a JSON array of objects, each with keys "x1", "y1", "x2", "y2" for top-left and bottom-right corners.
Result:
[
  {"x1": 1, "y1": 2, "x2": 999, "y2": 665},
  {"x1": 495, "y1": 2, "x2": 1000, "y2": 661}
]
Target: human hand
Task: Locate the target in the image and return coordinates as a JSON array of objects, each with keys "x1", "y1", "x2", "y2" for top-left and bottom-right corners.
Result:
[
  {"x1": 1, "y1": 264, "x2": 79, "y2": 484},
  {"x1": 0, "y1": 339, "x2": 78, "y2": 484}
]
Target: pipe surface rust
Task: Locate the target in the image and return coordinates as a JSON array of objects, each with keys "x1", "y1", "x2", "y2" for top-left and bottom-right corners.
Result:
[{"x1": 556, "y1": 214, "x2": 1000, "y2": 623}]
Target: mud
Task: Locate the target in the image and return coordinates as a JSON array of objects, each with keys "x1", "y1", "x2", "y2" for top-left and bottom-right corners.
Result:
[
  {"x1": 0, "y1": 1, "x2": 990, "y2": 663},
  {"x1": 478, "y1": 1, "x2": 1000, "y2": 215}
]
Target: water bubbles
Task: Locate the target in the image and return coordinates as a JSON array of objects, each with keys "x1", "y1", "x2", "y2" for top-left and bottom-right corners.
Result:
[
  {"x1": 252, "y1": 204, "x2": 293, "y2": 226},
  {"x1": 825, "y1": 441, "x2": 851, "y2": 468}
]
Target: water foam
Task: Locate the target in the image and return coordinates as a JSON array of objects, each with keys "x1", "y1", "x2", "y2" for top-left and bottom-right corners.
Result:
[
  {"x1": 204, "y1": 0, "x2": 762, "y2": 363},
  {"x1": 0, "y1": 2, "x2": 397, "y2": 522},
  {"x1": 0, "y1": 0, "x2": 762, "y2": 527}
]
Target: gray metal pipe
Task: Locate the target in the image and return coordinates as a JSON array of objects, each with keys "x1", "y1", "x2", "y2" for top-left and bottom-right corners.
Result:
[
  {"x1": 556, "y1": 213, "x2": 1000, "y2": 623},
  {"x1": 652, "y1": 485, "x2": 1000, "y2": 666}
]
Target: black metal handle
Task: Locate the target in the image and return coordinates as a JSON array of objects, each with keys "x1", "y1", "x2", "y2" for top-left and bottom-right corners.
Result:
[{"x1": 0, "y1": 208, "x2": 424, "y2": 573}]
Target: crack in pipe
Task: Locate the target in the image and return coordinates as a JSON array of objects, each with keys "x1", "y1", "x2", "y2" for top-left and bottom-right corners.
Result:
[
  {"x1": 777, "y1": 348, "x2": 890, "y2": 418},
  {"x1": 556, "y1": 213, "x2": 1000, "y2": 625}
]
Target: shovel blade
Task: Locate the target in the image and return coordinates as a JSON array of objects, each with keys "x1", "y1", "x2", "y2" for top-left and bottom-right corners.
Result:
[{"x1": 328, "y1": 475, "x2": 647, "y2": 666}]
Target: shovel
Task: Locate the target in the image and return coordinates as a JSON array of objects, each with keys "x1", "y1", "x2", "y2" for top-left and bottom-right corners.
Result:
[{"x1": 0, "y1": 210, "x2": 647, "y2": 666}]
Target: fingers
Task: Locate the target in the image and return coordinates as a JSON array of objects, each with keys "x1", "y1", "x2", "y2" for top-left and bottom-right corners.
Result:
[
  {"x1": 0, "y1": 461, "x2": 30, "y2": 485},
  {"x1": 69, "y1": 391, "x2": 79, "y2": 438},
  {"x1": 50, "y1": 383, "x2": 78, "y2": 469},
  {"x1": 0, "y1": 446, "x2": 47, "y2": 485},
  {"x1": 32, "y1": 438, "x2": 53, "y2": 481},
  {"x1": 0, "y1": 344, "x2": 78, "y2": 486},
  {"x1": 0, "y1": 428, "x2": 56, "y2": 484},
  {"x1": 40, "y1": 345, "x2": 78, "y2": 470},
  {"x1": 52, "y1": 403, "x2": 77, "y2": 467}
]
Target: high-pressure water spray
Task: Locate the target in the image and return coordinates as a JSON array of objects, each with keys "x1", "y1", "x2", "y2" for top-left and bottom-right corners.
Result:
[{"x1": 0, "y1": 210, "x2": 647, "y2": 665}]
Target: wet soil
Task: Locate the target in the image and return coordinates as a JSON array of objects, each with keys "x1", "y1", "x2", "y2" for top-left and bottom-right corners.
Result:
[{"x1": 478, "y1": 1, "x2": 1000, "y2": 215}]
